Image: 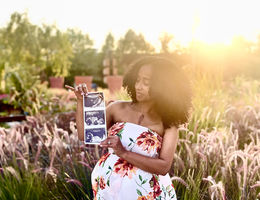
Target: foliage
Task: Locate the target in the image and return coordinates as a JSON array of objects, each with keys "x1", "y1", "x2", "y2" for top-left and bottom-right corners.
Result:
[
  {"x1": 0, "y1": 12, "x2": 41, "y2": 68},
  {"x1": 0, "y1": 164, "x2": 51, "y2": 200},
  {"x1": 0, "y1": 115, "x2": 104, "y2": 199},
  {"x1": 159, "y1": 32, "x2": 173, "y2": 54},
  {"x1": 0, "y1": 63, "x2": 5, "y2": 93},
  {"x1": 65, "y1": 29, "x2": 102, "y2": 85},
  {"x1": 1, "y1": 10, "x2": 260, "y2": 200},
  {"x1": 3, "y1": 63, "x2": 48, "y2": 115},
  {"x1": 42, "y1": 88, "x2": 77, "y2": 116},
  {"x1": 2, "y1": 64, "x2": 77, "y2": 116},
  {"x1": 39, "y1": 25, "x2": 73, "y2": 77},
  {"x1": 0, "y1": 12, "x2": 73, "y2": 80},
  {"x1": 116, "y1": 29, "x2": 155, "y2": 55},
  {"x1": 0, "y1": 76, "x2": 260, "y2": 199},
  {"x1": 115, "y1": 29, "x2": 155, "y2": 74},
  {"x1": 102, "y1": 32, "x2": 115, "y2": 54}
]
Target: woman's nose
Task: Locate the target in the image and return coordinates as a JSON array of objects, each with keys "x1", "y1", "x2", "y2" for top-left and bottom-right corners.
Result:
[{"x1": 135, "y1": 81, "x2": 143, "y2": 90}]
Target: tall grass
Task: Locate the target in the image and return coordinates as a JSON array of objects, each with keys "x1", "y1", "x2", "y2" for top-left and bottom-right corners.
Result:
[
  {"x1": 0, "y1": 116, "x2": 95, "y2": 199},
  {"x1": 171, "y1": 75, "x2": 260, "y2": 200},
  {"x1": 0, "y1": 75, "x2": 259, "y2": 199}
]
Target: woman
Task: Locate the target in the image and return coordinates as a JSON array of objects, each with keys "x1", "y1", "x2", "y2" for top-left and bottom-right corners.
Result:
[{"x1": 66, "y1": 56, "x2": 192, "y2": 200}]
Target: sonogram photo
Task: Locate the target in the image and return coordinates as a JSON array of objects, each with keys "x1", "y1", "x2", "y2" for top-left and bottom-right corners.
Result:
[
  {"x1": 84, "y1": 92, "x2": 104, "y2": 108},
  {"x1": 85, "y1": 110, "x2": 105, "y2": 126},
  {"x1": 85, "y1": 128, "x2": 106, "y2": 143}
]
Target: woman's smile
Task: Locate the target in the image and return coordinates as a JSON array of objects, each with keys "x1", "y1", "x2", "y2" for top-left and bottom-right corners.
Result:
[{"x1": 136, "y1": 92, "x2": 143, "y2": 96}]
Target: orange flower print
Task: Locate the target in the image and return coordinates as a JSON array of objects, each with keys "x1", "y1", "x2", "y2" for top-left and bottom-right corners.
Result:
[
  {"x1": 99, "y1": 176, "x2": 106, "y2": 190},
  {"x1": 156, "y1": 134, "x2": 162, "y2": 154},
  {"x1": 92, "y1": 176, "x2": 106, "y2": 199},
  {"x1": 114, "y1": 158, "x2": 137, "y2": 179},
  {"x1": 146, "y1": 192, "x2": 154, "y2": 200},
  {"x1": 92, "y1": 178, "x2": 98, "y2": 199},
  {"x1": 136, "y1": 131, "x2": 162, "y2": 153},
  {"x1": 137, "y1": 192, "x2": 154, "y2": 200},
  {"x1": 149, "y1": 175, "x2": 162, "y2": 198},
  {"x1": 98, "y1": 152, "x2": 111, "y2": 166},
  {"x1": 108, "y1": 122, "x2": 125, "y2": 136},
  {"x1": 137, "y1": 196, "x2": 147, "y2": 200}
]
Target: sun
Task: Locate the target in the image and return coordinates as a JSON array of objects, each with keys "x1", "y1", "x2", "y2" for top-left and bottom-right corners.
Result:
[{"x1": 191, "y1": 0, "x2": 260, "y2": 45}]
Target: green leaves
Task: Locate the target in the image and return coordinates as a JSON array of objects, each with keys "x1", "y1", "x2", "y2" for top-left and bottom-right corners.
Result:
[
  {"x1": 136, "y1": 189, "x2": 142, "y2": 196},
  {"x1": 5, "y1": 71, "x2": 24, "y2": 92},
  {"x1": 117, "y1": 29, "x2": 154, "y2": 55},
  {"x1": 139, "y1": 175, "x2": 142, "y2": 181},
  {"x1": 138, "y1": 175, "x2": 147, "y2": 185},
  {"x1": 116, "y1": 129, "x2": 123, "y2": 139}
]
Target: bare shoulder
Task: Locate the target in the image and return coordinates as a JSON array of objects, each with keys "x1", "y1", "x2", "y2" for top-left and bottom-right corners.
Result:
[
  {"x1": 106, "y1": 100, "x2": 132, "y2": 125},
  {"x1": 106, "y1": 100, "x2": 132, "y2": 112}
]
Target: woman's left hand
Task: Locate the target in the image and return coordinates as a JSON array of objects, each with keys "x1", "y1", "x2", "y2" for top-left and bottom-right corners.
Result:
[{"x1": 100, "y1": 136, "x2": 127, "y2": 157}]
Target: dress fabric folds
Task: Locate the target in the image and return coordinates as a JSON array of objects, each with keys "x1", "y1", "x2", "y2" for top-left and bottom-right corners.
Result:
[{"x1": 91, "y1": 122, "x2": 177, "y2": 200}]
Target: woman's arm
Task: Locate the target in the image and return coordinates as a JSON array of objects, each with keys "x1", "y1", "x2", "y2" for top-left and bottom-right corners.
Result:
[
  {"x1": 101, "y1": 126, "x2": 179, "y2": 175},
  {"x1": 76, "y1": 98, "x2": 84, "y2": 141},
  {"x1": 65, "y1": 84, "x2": 87, "y2": 141}
]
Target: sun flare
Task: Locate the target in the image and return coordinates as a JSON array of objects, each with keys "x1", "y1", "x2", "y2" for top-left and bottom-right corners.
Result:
[
  {"x1": 1, "y1": 0, "x2": 260, "y2": 49},
  {"x1": 191, "y1": 0, "x2": 260, "y2": 45}
]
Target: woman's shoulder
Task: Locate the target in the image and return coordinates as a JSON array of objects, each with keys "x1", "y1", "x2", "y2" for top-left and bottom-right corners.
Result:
[
  {"x1": 106, "y1": 100, "x2": 132, "y2": 123},
  {"x1": 106, "y1": 100, "x2": 132, "y2": 109},
  {"x1": 106, "y1": 100, "x2": 132, "y2": 115}
]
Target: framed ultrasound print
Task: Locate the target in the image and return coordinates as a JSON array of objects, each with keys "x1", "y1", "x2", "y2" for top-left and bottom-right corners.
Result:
[{"x1": 83, "y1": 92, "x2": 107, "y2": 144}]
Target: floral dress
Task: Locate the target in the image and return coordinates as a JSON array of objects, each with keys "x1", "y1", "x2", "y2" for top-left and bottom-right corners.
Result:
[{"x1": 91, "y1": 122, "x2": 177, "y2": 200}]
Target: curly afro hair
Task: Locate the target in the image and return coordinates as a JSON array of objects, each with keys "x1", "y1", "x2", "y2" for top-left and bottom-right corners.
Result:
[{"x1": 123, "y1": 56, "x2": 192, "y2": 128}]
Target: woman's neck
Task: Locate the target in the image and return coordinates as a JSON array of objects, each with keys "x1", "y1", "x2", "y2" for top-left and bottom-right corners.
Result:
[{"x1": 131, "y1": 101, "x2": 154, "y2": 115}]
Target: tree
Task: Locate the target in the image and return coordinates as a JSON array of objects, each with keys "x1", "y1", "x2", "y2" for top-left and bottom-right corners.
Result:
[
  {"x1": 39, "y1": 24, "x2": 73, "y2": 78},
  {"x1": 0, "y1": 12, "x2": 73, "y2": 79},
  {"x1": 102, "y1": 32, "x2": 115, "y2": 54},
  {"x1": 101, "y1": 33, "x2": 116, "y2": 76},
  {"x1": 115, "y1": 29, "x2": 155, "y2": 74},
  {"x1": 116, "y1": 29, "x2": 154, "y2": 55},
  {"x1": 159, "y1": 32, "x2": 173, "y2": 54},
  {"x1": 0, "y1": 12, "x2": 41, "y2": 70},
  {"x1": 65, "y1": 29, "x2": 103, "y2": 85}
]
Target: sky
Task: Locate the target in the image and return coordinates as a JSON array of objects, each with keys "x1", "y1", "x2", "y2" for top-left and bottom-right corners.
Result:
[{"x1": 1, "y1": 0, "x2": 260, "y2": 50}]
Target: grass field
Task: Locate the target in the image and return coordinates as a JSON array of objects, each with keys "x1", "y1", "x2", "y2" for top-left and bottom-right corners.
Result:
[{"x1": 0, "y1": 74, "x2": 259, "y2": 199}]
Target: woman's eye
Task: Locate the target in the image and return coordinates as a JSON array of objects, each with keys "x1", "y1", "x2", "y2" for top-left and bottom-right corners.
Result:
[{"x1": 144, "y1": 80, "x2": 150, "y2": 86}]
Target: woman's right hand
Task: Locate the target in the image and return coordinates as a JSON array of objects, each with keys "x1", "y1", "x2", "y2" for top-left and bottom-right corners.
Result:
[{"x1": 65, "y1": 83, "x2": 88, "y2": 100}]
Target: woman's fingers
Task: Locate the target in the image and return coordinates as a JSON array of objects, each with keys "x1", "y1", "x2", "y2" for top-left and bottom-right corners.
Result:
[
  {"x1": 77, "y1": 84, "x2": 84, "y2": 95},
  {"x1": 82, "y1": 83, "x2": 88, "y2": 96},
  {"x1": 65, "y1": 85, "x2": 75, "y2": 91},
  {"x1": 100, "y1": 136, "x2": 117, "y2": 147},
  {"x1": 65, "y1": 83, "x2": 89, "y2": 99},
  {"x1": 100, "y1": 139, "x2": 109, "y2": 147}
]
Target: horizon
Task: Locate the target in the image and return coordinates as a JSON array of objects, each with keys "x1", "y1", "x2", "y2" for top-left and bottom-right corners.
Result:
[{"x1": 1, "y1": 0, "x2": 260, "y2": 51}]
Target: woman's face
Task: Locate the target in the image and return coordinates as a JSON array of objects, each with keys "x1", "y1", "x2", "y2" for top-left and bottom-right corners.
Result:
[{"x1": 135, "y1": 65, "x2": 152, "y2": 102}]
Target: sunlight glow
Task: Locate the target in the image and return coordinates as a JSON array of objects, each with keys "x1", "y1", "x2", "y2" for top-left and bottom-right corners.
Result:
[
  {"x1": 1, "y1": 0, "x2": 260, "y2": 49},
  {"x1": 192, "y1": 0, "x2": 260, "y2": 45}
]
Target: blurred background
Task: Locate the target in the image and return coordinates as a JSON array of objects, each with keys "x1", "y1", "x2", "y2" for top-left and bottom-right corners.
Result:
[{"x1": 0, "y1": 0, "x2": 260, "y2": 199}]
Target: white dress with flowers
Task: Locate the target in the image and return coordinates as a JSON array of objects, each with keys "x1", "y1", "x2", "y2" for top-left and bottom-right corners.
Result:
[{"x1": 91, "y1": 122, "x2": 177, "y2": 200}]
